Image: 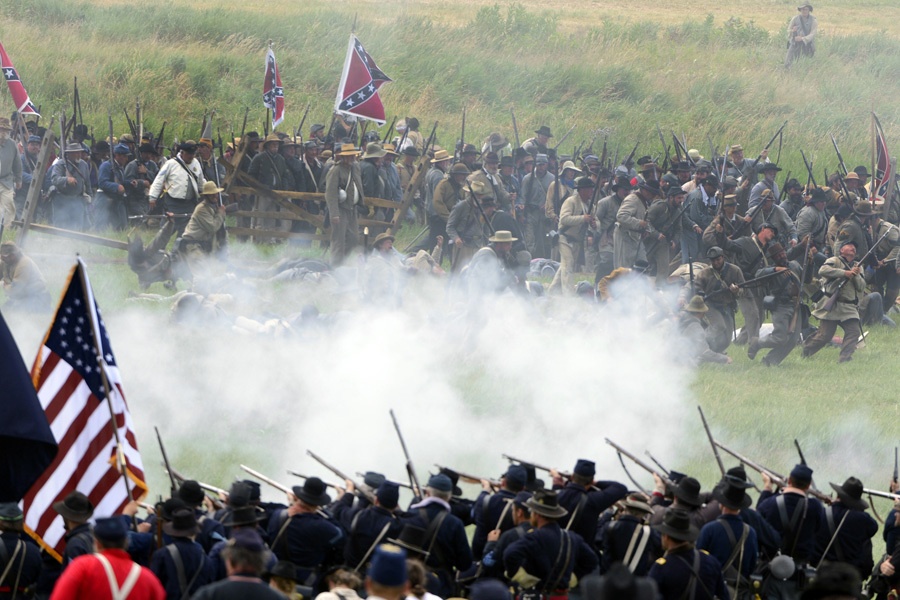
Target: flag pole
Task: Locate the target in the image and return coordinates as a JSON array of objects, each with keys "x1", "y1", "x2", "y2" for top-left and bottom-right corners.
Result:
[
  {"x1": 74, "y1": 259, "x2": 135, "y2": 504},
  {"x1": 872, "y1": 110, "x2": 877, "y2": 194}
]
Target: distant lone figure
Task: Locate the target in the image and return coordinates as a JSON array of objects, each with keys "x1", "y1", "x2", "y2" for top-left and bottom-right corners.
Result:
[{"x1": 785, "y1": 2, "x2": 817, "y2": 68}]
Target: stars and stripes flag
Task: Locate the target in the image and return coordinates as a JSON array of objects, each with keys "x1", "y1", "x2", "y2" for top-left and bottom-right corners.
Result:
[
  {"x1": 263, "y1": 47, "x2": 285, "y2": 130},
  {"x1": 872, "y1": 113, "x2": 893, "y2": 198},
  {"x1": 24, "y1": 259, "x2": 147, "y2": 562},
  {"x1": 333, "y1": 34, "x2": 392, "y2": 126},
  {"x1": 0, "y1": 41, "x2": 40, "y2": 117}
]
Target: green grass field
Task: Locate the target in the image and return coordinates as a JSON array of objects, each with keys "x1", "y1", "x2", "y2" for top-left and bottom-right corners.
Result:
[{"x1": 3, "y1": 0, "x2": 900, "y2": 519}]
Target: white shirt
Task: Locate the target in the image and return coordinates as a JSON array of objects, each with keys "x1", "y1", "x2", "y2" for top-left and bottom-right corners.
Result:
[{"x1": 149, "y1": 154, "x2": 205, "y2": 201}]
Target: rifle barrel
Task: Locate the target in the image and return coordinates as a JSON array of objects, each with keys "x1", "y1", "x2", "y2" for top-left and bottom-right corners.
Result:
[{"x1": 240, "y1": 464, "x2": 291, "y2": 495}]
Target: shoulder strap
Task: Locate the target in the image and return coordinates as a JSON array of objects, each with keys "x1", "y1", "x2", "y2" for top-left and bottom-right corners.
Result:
[
  {"x1": 674, "y1": 550, "x2": 713, "y2": 600},
  {"x1": 270, "y1": 513, "x2": 294, "y2": 556},
  {"x1": 718, "y1": 520, "x2": 750, "y2": 573},
  {"x1": 542, "y1": 529, "x2": 573, "y2": 594},
  {"x1": 565, "y1": 490, "x2": 589, "y2": 531},
  {"x1": 825, "y1": 506, "x2": 846, "y2": 562},
  {"x1": 420, "y1": 507, "x2": 449, "y2": 562},
  {"x1": 167, "y1": 543, "x2": 205, "y2": 599},
  {"x1": 623, "y1": 525, "x2": 650, "y2": 573},
  {"x1": 95, "y1": 553, "x2": 143, "y2": 600},
  {"x1": 0, "y1": 539, "x2": 22, "y2": 586}
]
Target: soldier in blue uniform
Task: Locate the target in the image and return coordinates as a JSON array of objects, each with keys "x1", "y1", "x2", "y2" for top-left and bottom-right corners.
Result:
[
  {"x1": 812, "y1": 477, "x2": 878, "y2": 581},
  {"x1": 481, "y1": 491, "x2": 533, "y2": 580},
  {"x1": 0, "y1": 502, "x2": 42, "y2": 599},
  {"x1": 503, "y1": 489, "x2": 597, "y2": 599},
  {"x1": 210, "y1": 503, "x2": 271, "y2": 579},
  {"x1": 472, "y1": 465, "x2": 527, "y2": 559},
  {"x1": 176, "y1": 480, "x2": 227, "y2": 553},
  {"x1": 36, "y1": 491, "x2": 95, "y2": 596},
  {"x1": 551, "y1": 459, "x2": 627, "y2": 554},
  {"x1": 149, "y1": 508, "x2": 216, "y2": 598},
  {"x1": 267, "y1": 477, "x2": 345, "y2": 587},
  {"x1": 648, "y1": 508, "x2": 729, "y2": 600},
  {"x1": 598, "y1": 493, "x2": 662, "y2": 575},
  {"x1": 435, "y1": 467, "x2": 477, "y2": 526},
  {"x1": 333, "y1": 481, "x2": 405, "y2": 573}
]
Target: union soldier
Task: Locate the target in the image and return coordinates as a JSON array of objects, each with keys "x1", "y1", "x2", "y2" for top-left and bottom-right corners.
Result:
[
  {"x1": 35, "y1": 491, "x2": 95, "y2": 596},
  {"x1": 268, "y1": 477, "x2": 345, "y2": 586},
  {"x1": 521, "y1": 125, "x2": 552, "y2": 156},
  {"x1": 49, "y1": 142, "x2": 92, "y2": 231},
  {"x1": 677, "y1": 296, "x2": 733, "y2": 365},
  {"x1": 597, "y1": 494, "x2": 662, "y2": 576},
  {"x1": 615, "y1": 179, "x2": 661, "y2": 269},
  {"x1": 0, "y1": 502, "x2": 42, "y2": 599},
  {"x1": 480, "y1": 491, "x2": 534, "y2": 580},
  {"x1": 192, "y1": 529, "x2": 284, "y2": 600},
  {"x1": 332, "y1": 480, "x2": 404, "y2": 572},
  {"x1": 175, "y1": 480, "x2": 227, "y2": 553},
  {"x1": 0, "y1": 241, "x2": 51, "y2": 312},
  {"x1": 0, "y1": 118, "x2": 22, "y2": 228},
  {"x1": 520, "y1": 154, "x2": 554, "y2": 258},
  {"x1": 648, "y1": 508, "x2": 729, "y2": 600},
  {"x1": 94, "y1": 143, "x2": 130, "y2": 231},
  {"x1": 325, "y1": 144, "x2": 365, "y2": 265},
  {"x1": 548, "y1": 176, "x2": 595, "y2": 294},
  {"x1": 811, "y1": 477, "x2": 878, "y2": 581},
  {"x1": 149, "y1": 140, "x2": 206, "y2": 234},
  {"x1": 364, "y1": 544, "x2": 409, "y2": 600},
  {"x1": 123, "y1": 143, "x2": 159, "y2": 218},
  {"x1": 802, "y1": 239, "x2": 867, "y2": 362},
  {"x1": 149, "y1": 509, "x2": 216, "y2": 598},
  {"x1": 551, "y1": 459, "x2": 627, "y2": 553},
  {"x1": 750, "y1": 189, "x2": 797, "y2": 248},
  {"x1": 472, "y1": 465, "x2": 527, "y2": 559},
  {"x1": 503, "y1": 489, "x2": 598, "y2": 597},
  {"x1": 650, "y1": 476, "x2": 718, "y2": 528},
  {"x1": 785, "y1": 2, "x2": 817, "y2": 68}
]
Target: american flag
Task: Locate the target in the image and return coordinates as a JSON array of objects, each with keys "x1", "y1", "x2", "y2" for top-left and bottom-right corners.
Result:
[
  {"x1": 263, "y1": 47, "x2": 285, "y2": 130},
  {"x1": 333, "y1": 34, "x2": 392, "y2": 126},
  {"x1": 23, "y1": 259, "x2": 147, "y2": 562}
]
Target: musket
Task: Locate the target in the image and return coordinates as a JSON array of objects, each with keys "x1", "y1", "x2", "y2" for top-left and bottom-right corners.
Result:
[
  {"x1": 657, "y1": 124, "x2": 670, "y2": 171},
  {"x1": 672, "y1": 132, "x2": 691, "y2": 166},
  {"x1": 553, "y1": 124, "x2": 577, "y2": 151},
  {"x1": 712, "y1": 440, "x2": 777, "y2": 489},
  {"x1": 637, "y1": 199, "x2": 692, "y2": 269},
  {"x1": 688, "y1": 254, "x2": 695, "y2": 297},
  {"x1": 612, "y1": 140, "x2": 620, "y2": 168},
  {"x1": 288, "y1": 471, "x2": 340, "y2": 490},
  {"x1": 821, "y1": 226, "x2": 894, "y2": 312},
  {"x1": 864, "y1": 488, "x2": 900, "y2": 501},
  {"x1": 778, "y1": 170, "x2": 792, "y2": 203},
  {"x1": 698, "y1": 406, "x2": 725, "y2": 477},
  {"x1": 799, "y1": 149, "x2": 818, "y2": 189},
  {"x1": 127, "y1": 213, "x2": 192, "y2": 220},
  {"x1": 137, "y1": 98, "x2": 143, "y2": 147},
  {"x1": 749, "y1": 120, "x2": 788, "y2": 171},
  {"x1": 510, "y1": 108, "x2": 520, "y2": 149},
  {"x1": 735, "y1": 268, "x2": 794, "y2": 288},
  {"x1": 644, "y1": 451, "x2": 670, "y2": 477},
  {"x1": 831, "y1": 135, "x2": 849, "y2": 176},
  {"x1": 599, "y1": 136, "x2": 608, "y2": 168},
  {"x1": 383, "y1": 116, "x2": 397, "y2": 145},
  {"x1": 239, "y1": 107, "x2": 249, "y2": 141},
  {"x1": 789, "y1": 235, "x2": 812, "y2": 334},
  {"x1": 502, "y1": 454, "x2": 572, "y2": 479},
  {"x1": 240, "y1": 464, "x2": 291, "y2": 495},
  {"x1": 389, "y1": 409, "x2": 422, "y2": 497},
  {"x1": 793, "y1": 438, "x2": 825, "y2": 498},
  {"x1": 154, "y1": 426, "x2": 178, "y2": 496},
  {"x1": 163, "y1": 466, "x2": 227, "y2": 498},
  {"x1": 59, "y1": 113, "x2": 71, "y2": 177},
  {"x1": 295, "y1": 102, "x2": 311, "y2": 139},
  {"x1": 123, "y1": 107, "x2": 138, "y2": 141},
  {"x1": 456, "y1": 105, "x2": 466, "y2": 162},
  {"x1": 605, "y1": 438, "x2": 674, "y2": 489},
  {"x1": 434, "y1": 464, "x2": 499, "y2": 489},
  {"x1": 621, "y1": 142, "x2": 639, "y2": 167},
  {"x1": 156, "y1": 121, "x2": 167, "y2": 153},
  {"x1": 727, "y1": 200, "x2": 766, "y2": 240},
  {"x1": 355, "y1": 473, "x2": 413, "y2": 491},
  {"x1": 467, "y1": 181, "x2": 496, "y2": 236},
  {"x1": 894, "y1": 447, "x2": 898, "y2": 487},
  {"x1": 306, "y1": 449, "x2": 376, "y2": 503}
]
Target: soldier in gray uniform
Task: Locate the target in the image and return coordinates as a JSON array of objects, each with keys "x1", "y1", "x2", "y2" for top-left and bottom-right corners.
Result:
[
  {"x1": 785, "y1": 2, "x2": 817, "y2": 68},
  {"x1": 520, "y1": 154, "x2": 554, "y2": 259},
  {"x1": 749, "y1": 243, "x2": 805, "y2": 365},
  {"x1": 49, "y1": 143, "x2": 93, "y2": 231}
]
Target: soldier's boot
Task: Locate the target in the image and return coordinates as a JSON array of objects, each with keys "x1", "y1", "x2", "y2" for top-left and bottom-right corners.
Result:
[
  {"x1": 747, "y1": 338, "x2": 760, "y2": 360},
  {"x1": 884, "y1": 288, "x2": 899, "y2": 313}
]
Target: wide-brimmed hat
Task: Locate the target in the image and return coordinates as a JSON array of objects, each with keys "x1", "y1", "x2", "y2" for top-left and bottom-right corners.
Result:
[
  {"x1": 580, "y1": 564, "x2": 658, "y2": 600},
  {"x1": 449, "y1": 163, "x2": 470, "y2": 175},
  {"x1": 0, "y1": 117, "x2": 12, "y2": 131},
  {"x1": 382, "y1": 143, "x2": 398, "y2": 156},
  {"x1": 489, "y1": 230, "x2": 518, "y2": 243},
  {"x1": 461, "y1": 143, "x2": 480, "y2": 155},
  {"x1": 179, "y1": 140, "x2": 198, "y2": 152},
  {"x1": 64, "y1": 142, "x2": 86, "y2": 154},
  {"x1": 683, "y1": 296, "x2": 708, "y2": 314},
  {"x1": 201, "y1": 181, "x2": 224, "y2": 196},
  {"x1": 336, "y1": 143, "x2": 361, "y2": 157},
  {"x1": 221, "y1": 505, "x2": 266, "y2": 527},
  {"x1": 500, "y1": 155, "x2": 515, "y2": 168},
  {"x1": 758, "y1": 162, "x2": 782, "y2": 173},
  {"x1": 197, "y1": 138, "x2": 213, "y2": 148},
  {"x1": 622, "y1": 493, "x2": 654, "y2": 515},
  {"x1": 722, "y1": 194, "x2": 737, "y2": 207},
  {"x1": 483, "y1": 151, "x2": 500, "y2": 164},
  {"x1": 373, "y1": 231, "x2": 395, "y2": 248},
  {"x1": 52, "y1": 491, "x2": 94, "y2": 521},
  {"x1": 401, "y1": 146, "x2": 420, "y2": 157},
  {"x1": 266, "y1": 560, "x2": 299, "y2": 582},
  {"x1": 829, "y1": 477, "x2": 868, "y2": 511},
  {"x1": 534, "y1": 126, "x2": 553, "y2": 138},
  {"x1": 362, "y1": 142, "x2": 387, "y2": 159},
  {"x1": 431, "y1": 149, "x2": 452, "y2": 163},
  {"x1": 0, "y1": 503, "x2": 23, "y2": 521},
  {"x1": 560, "y1": 160, "x2": 582, "y2": 175},
  {"x1": 388, "y1": 524, "x2": 429, "y2": 558},
  {"x1": 854, "y1": 200, "x2": 874, "y2": 216},
  {"x1": 163, "y1": 509, "x2": 200, "y2": 537},
  {"x1": 138, "y1": 142, "x2": 158, "y2": 155},
  {"x1": 843, "y1": 171, "x2": 860, "y2": 182},
  {"x1": 639, "y1": 179, "x2": 661, "y2": 196},
  {"x1": 853, "y1": 166, "x2": 870, "y2": 178},
  {"x1": 671, "y1": 476, "x2": 703, "y2": 506},
  {"x1": 654, "y1": 507, "x2": 699, "y2": 541},
  {"x1": 526, "y1": 489, "x2": 568, "y2": 519},
  {"x1": 797, "y1": 2, "x2": 813, "y2": 11},
  {"x1": 611, "y1": 175, "x2": 632, "y2": 191},
  {"x1": 292, "y1": 477, "x2": 331, "y2": 506},
  {"x1": 713, "y1": 481, "x2": 752, "y2": 511},
  {"x1": 575, "y1": 176, "x2": 596, "y2": 190}
]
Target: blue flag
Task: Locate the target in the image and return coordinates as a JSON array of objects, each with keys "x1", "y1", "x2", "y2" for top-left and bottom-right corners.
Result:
[{"x1": 0, "y1": 311, "x2": 58, "y2": 502}]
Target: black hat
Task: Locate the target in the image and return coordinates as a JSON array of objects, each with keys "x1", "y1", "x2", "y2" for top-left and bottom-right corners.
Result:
[
  {"x1": 406, "y1": 117, "x2": 420, "y2": 130},
  {"x1": 513, "y1": 491, "x2": 533, "y2": 510},
  {"x1": 500, "y1": 155, "x2": 515, "y2": 168},
  {"x1": 667, "y1": 185, "x2": 686, "y2": 198},
  {"x1": 94, "y1": 140, "x2": 110, "y2": 153},
  {"x1": 376, "y1": 482, "x2": 400, "y2": 509},
  {"x1": 73, "y1": 124, "x2": 89, "y2": 137},
  {"x1": 93, "y1": 517, "x2": 128, "y2": 545},
  {"x1": 266, "y1": 560, "x2": 299, "y2": 582},
  {"x1": 701, "y1": 174, "x2": 719, "y2": 186},
  {"x1": 462, "y1": 143, "x2": 479, "y2": 155},
  {"x1": 853, "y1": 166, "x2": 870, "y2": 178},
  {"x1": 574, "y1": 459, "x2": 596, "y2": 477},
  {"x1": 178, "y1": 480, "x2": 205, "y2": 506},
  {"x1": 653, "y1": 507, "x2": 699, "y2": 541},
  {"x1": 437, "y1": 467, "x2": 463, "y2": 496},
  {"x1": 159, "y1": 497, "x2": 188, "y2": 520},
  {"x1": 758, "y1": 162, "x2": 782, "y2": 173},
  {"x1": 575, "y1": 176, "x2": 596, "y2": 190},
  {"x1": 470, "y1": 579, "x2": 512, "y2": 600},
  {"x1": 163, "y1": 508, "x2": 200, "y2": 537},
  {"x1": 504, "y1": 465, "x2": 528, "y2": 488},
  {"x1": 244, "y1": 131, "x2": 260, "y2": 140},
  {"x1": 388, "y1": 524, "x2": 429, "y2": 558},
  {"x1": 221, "y1": 505, "x2": 266, "y2": 527},
  {"x1": 292, "y1": 477, "x2": 331, "y2": 506},
  {"x1": 674, "y1": 161, "x2": 692, "y2": 172},
  {"x1": 310, "y1": 124, "x2": 325, "y2": 134},
  {"x1": 363, "y1": 472, "x2": 386, "y2": 489},
  {"x1": 580, "y1": 564, "x2": 658, "y2": 600},
  {"x1": 483, "y1": 151, "x2": 500, "y2": 164},
  {"x1": 671, "y1": 477, "x2": 702, "y2": 507},
  {"x1": 179, "y1": 140, "x2": 198, "y2": 153},
  {"x1": 526, "y1": 489, "x2": 568, "y2": 519},
  {"x1": 756, "y1": 222, "x2": 778, "y2": 237},
  {"x1": 52, "y1": 491, "x2": 94, "y2": 522},
  {"x1": 636, "y1": 155, "x2": 653, "y2": 166},
  {"x1": 713, "y1": 480, "x2": 751, "y2": 511},
  {"x1": 138, "y1": 142, "x2": 158, "y2": 155},
  {"x1": 809, "y1": 187, "x2": 828, "y2": 203},
  {"x1": 829, "y1": 477, "x2": 868, "y2": 511},
  {"x1": 534, "y1": 125, "x2": 553, "y2": 138},
  {"x1": 611, "y1": 175, "x2": 632, "y2": 191},
  {"x1": 639, "y1": 179, "x2": 661, "y2": 196},
  {"x1": 401, "y1": 146, "x2": 420, "y2": 157}
]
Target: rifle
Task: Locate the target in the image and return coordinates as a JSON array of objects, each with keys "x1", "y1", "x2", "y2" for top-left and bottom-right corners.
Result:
[
  {"x1": 749, "y1": 120, "x2": 788, "y2": 173},
  {"x1": 502, "y1": 454, "x2": 572, "y2": 479},
  {"x1": 788, "y1": 235, "x2": 812, "y2": 333},
  {"x1": 644, "y1": 451, "x2": 670, "y2": 476},
  {"x1": 510, "y1": 108, "x2": 520, "y2": 148},
  {"x1": 621, "y1": 142, "x2": 639, "y2": 167},
  {"x1": 727, "y1": 199, "x2": 766, "y2": 240},
  {"x1": 163, "y1": 465, "x2": 227, "y2": 499},
  {"x1": 239, "y1": 107, "x2": 249, "y2": 141},
  {"x1": 59, "y1": 113, "x2": 71, "y2": 178},
  {"x1": 605, "y1": 438, "x2": 674, "y2": 491},
  {"x1": 688, "y1": 254, "x2": 695, "y2": 297},
  {"x1": 123, "y1": 107, "x2": 138, "y2": 142},
  {"x1": 434, "y1": 464, "x2": 499, "y2": 489},
  {"x1": 863, "y1": 488, "x2": 900, "y2": 501},
  {"x1": 383, "y1": 115, "x2": 397, "y2": 145},
  {"x1": 295, "y1": 102, "x2": 311, "y2": 139},
  {"x1": 467, "y1": 181, "x2": 496, "y2": 236},
  {"x1": 389, "y1": 409, "x2": 422, "y2": 497},
  {"x1": 657, "y1": 124, "x2": 671, "y2": 172},
  {"x1": 793, "y1": 438, "x2": 826, "y2": 498},
  {"x1": 599, "y1": 136, "x2": 608, "y2": 169},
  {"x1": 672, "y1": 132, "x2": 691, "y2": 166},
  {"x1": 305, "y1": 450, "x2": 376, "y2": 503},
  {"x1": 637, "y1": 199, "x2": 692, "y2": 270},
  {"x1": 698, "y1": 406, "x2": 725, "y2": 477},
  {"x1": 355, "y1": 472, "x2": 413, "y2": 491},
  {"x1": 553, "y1": 124, "x2": 577, "y2": 151},
  {"x1": 736, "y1": 268, "x2": 794, "y2": 288},
  {"x1": 153, "y1": 427, "x2": 178, "y2": 496},
  {"x1": 894, "y1": 447, "x2": 898, "y2": 488},
  {"x1": 240, "y1": 464, "x2": 292, "y2": 495},
  {"x1": 799, "y1": 149, "x2": 818, "y2": 189},
  {"x1": 821, "y1": 226, "x2": 894, "y2": 312},
  {"x1": 830, "y1": 134, "x2": 849, "y2": 176},
  {"x1": 456, "y1": 105, "x2": 466, "y2": 162},
  {"x1": 712, "y1": 440, "x2": 778, "y2": 489},
  {"x1": 778, "y1": 170, "x2": 792, "y2": 203},
  {"x1": 156, "y1": 121, "x2": 167, "y2": 153}
]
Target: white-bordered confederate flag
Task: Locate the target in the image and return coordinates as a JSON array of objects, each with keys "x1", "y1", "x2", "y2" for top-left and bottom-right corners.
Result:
[
  {"x1": 0, "y1": 41, "x2": 40, "y2": 117},
  {"x1": 263, "y1": 46, "x2": 284, "y2": 130},
  {"x1": 333, "y1": 35, "x2": 392, "y2": 126}
]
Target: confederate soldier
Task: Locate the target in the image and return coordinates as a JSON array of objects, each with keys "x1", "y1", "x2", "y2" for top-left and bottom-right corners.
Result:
[
  {"x1": 719, "y1": 222, "x2": 778, "y2": 346},
  {"x1": 812, "y1": 477, "x2": 878, "y2": 581},
  {"x1": 398, "y1": 147, "x2": 422, "y2": 223},
  {"x1": 548, "y1": 176, "x2": 595, "y2": 295},
  {"x1": 802, "y1": 239, "x2": 867, "y2": 362},
  {"x1": 545, "y1": 160, "x2": 581, "y2": 235},
  {"x1": 249, "y1": 134, "x2": 294, "y2": 231},
  {"x1": 469, "y1": 152, "x2": 512, "y2": 212},
  {"x1": 416, "y1": 149, "x2": 453, "y2": 255},
  {"x1": 647, "y1": 186, "x2": 686, "y2": 287},
  {"x1": 521, "y1": 125, "x2": 552, "y2": 156},
  {"x1": 785, "y1": 2, "x2": 817, "y2": 68},
  {"x1": 750, "y1": 189, "x2": 797, "y2": 249},
  {"x1": 681, "y1": 246, "x2": 746, "y2": 353},
  {"x1": 615, "y1": 179, "x2": 661, "y2": 269},
  {"x1": 464, "y1": 230, "x2": 522, "y2": 296},
  {"x1": 498, "y1": 155, "x2": 521, "y2": 216},
  {"x1": 748, "y1": 243, "x2": 805, "y2": 366},
  {"x1": 503, "y1": 489, "x2": 598, "y2": 597},
  {"x1": 16, "y1": 134, "x2": 40, "y2": 219},
  {"x1": 702, "y1": 194, "x2": 740, "y2": 254},
  {"x1": 325, "y1": 144, "x2": 365, "y2": 265},
  {"x1": 303, "y1": 141, "x2": 322, "y2": 192},
  {"x1": 678, "y1": 295, "x2": 733, "y2": 365},
  {"x1": 0, "y1": 241, "x2": 51, "y2": 312},
  {"x1": 181, "y1": 182, "x2": 228, "y2": 293},
  {"x1": 593, "y1": 175, "x2": 630, "y2": 281},
  {"x1": 520, "y1": 154, "x2": 554, "y2": 259},
  {"x1": 796, "y1": 187, "x2": 829, "y2": 265},
  {"x1": 750, "y1": 163, "x2": 782, "y2": 208},
  {"x1": 149, "y1": 140, "x2": 205, "y2": 234},
  {"x1": 870, "y1": 207, "x2": 900, "y2": 311},
  {"x1": 49, "y1": 143, "x2": 92, "y2": 231},
  {"x1": 198, "y1": 138, "x2": 226, "y2": 188},
  {"x1": 551, "y1": 459, "x2": 628, "y2": 553},
  {"x1": 360, "y1": 142, "x2": 387, "y2": 200},
  {"x1": 238, "y1": 131, "x2": 261, "y2": 172},
  {"x1": 685, "y1": 174, "x2": 719, "y2": 262},
  {"x1": 472, "y1": 464, "x2": 527, "y2": 559},
  {"x1": 726, "y1": 144, "x2": 768, "y2": 182},
  {"x1": 835, "y1": 199, "x2": 874, "y2": 260},
  {"x1": 459, "y1": 144, "x2": 480, "y2": 172},
  {"x1": 648, "y1": 508, "x2": 729, "y2": 600},
  {"x1": 433, "y1": 163, "x2": 469, "y2": 253},
  {"x1": 780, "y1": 178, "x2": 805, "y2": 219},
  {"x1": 94, "y1": 143, "x2": 130, "y2": 230},
  {"x1": 597, "y1": 493, "x2": 662, "y2": 575},
  {"x1": 0, "y1": 117, "x2": 22, "y2": 228},
  {"x1": 123, "y1": 143, "x2": 158, "y2": 218},
  {"x1": 447, "y1": 183, "x2": 489, "y2": 272}
]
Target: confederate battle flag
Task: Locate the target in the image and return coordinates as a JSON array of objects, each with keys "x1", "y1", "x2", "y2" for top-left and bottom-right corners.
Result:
[
  {"x1": 872, "y1": 113, "x2": 893, "y2": 198},
  {"x1": 334, "y1": 34, "x2": 392, "y2": 126},
  {"x1": 0, "y1": 41, "x2": 40, "y2": 117},
  {"x1": 263, "y1": 46, "x2": 284, "y2": 130}
]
